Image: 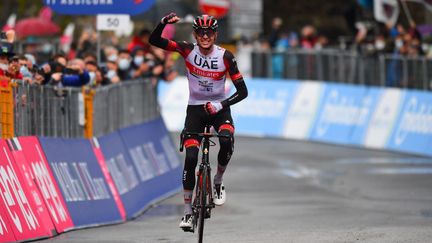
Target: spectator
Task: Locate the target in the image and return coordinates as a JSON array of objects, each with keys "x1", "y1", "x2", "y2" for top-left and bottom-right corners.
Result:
[
  {"x1": 105, "y1": 60, "x2": 121, "y2": 84},
  {"x1": 268, "y1": 17, "x2": 283, "y2": 49},
  {"x1": 77, "y1": 28, "x2": 97, "y2": 58},
  {"x1": 117, "y1": 49, "x2": 132, "y2": 80},
  {"x1": 104, "y1": 45, "x2": 118, "y2": 62},
  {"x1": 127, "y1": 28, "x2": 151, "y2": 54},
  {"x1": 300, "y1": 25, "x2": 318, "y2": 49},
  {"x1": 17, "y1": 55, "x2": 33, "y2": 82},
  {"x1": 49, "y1": 58, "x2": 90, "y2": 87},
  {"x1": 131, "y1": 46, "x2": 152, "y2": 79},
  {"x1": 85, "y1": 61, "x2": 106, "y2": 87}
]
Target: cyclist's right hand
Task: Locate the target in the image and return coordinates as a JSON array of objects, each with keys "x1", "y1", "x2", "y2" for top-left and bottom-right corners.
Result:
[{"x1": 161, "y1": 12, "x2": 180, "y2": 24}]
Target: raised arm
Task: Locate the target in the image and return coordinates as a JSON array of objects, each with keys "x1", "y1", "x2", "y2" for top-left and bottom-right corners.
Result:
[{"x1": 149, "y1": 12, "x2": 193, "y2": 56}]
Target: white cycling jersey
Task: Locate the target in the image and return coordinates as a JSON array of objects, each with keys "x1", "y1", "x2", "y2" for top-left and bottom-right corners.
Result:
[{"x1": 184, "y1": 44, "x2": 228, "y2": 105}]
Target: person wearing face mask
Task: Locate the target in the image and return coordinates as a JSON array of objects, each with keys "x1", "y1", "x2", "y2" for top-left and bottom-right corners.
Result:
[
  {"x1": 131, "y1": 46, "x2": 152, "y2": 79},
  {"x1": 116, "y1": 49, "x2": 132, "y2": 80},
  {"x1": 85, "y1": 60, "x2": 108, "y2": 86},
  {"x1": 105, "y1": 61, "x2": 121, "y2": 84},
  {"x1": 0, "y1": 30, "x2": 22, "y2": 83},
  {"x1": 16, "y1": 55, "x2": 33, "y2": 84}
]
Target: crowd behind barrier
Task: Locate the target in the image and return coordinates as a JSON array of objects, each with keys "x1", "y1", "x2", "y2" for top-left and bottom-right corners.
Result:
[
  {"x1": 250, "y1": 48, "x2": 432, "y2": 91},
  {"x1": 11, "y1": 79, "x2": 158, "y2": 138}
]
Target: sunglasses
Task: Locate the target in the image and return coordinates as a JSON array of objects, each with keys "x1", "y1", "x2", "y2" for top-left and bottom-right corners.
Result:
[{"x1": 195, "y1": 28, "x2": 216, "y2": 37}]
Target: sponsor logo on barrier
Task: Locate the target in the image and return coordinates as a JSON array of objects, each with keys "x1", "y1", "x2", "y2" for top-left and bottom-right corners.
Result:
[
  {"x1": 160, "y1": 135, "x2": 181, "y2": 168},
  {"x1": 31, "y1": 160, "x2": 69, "y2": 225},
  {"x1": 0, "y1": 148, "x2": 38, "y2": 233},
  {"x1": 316, "y1": 89, "x2": 371, "y2": 136},
  {"x1": 0, "y1": 215, "x2": 5, "y2": 234},
  {"x1": 106, "y1": 154, "x2": 139, "y2": 195},
  {"x1": 235, "y1": 89, "x2": 290, "y2": 118},
  {"x1": 18, "y1": 138, "x2": 74, "y2": 233},
  {"x1": 283, "y1": 82, "x2": 322, "y2": 139},
  {"x1": 364, "y1": 89, "x2": 404, "y2": 148},
  {"x1": 51, "y1": 162, "x2": 110, "y2": 202},
  {"x1": 394, "y1": 96, "x2": 432, "y2": 145},
  {"x1": 129, "y1": 142, "x2": 170, "y2": 181}
]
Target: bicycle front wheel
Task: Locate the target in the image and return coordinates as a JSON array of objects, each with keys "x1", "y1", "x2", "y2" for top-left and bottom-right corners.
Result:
[{"x1": 197, "y1": 171, "x2": 207, "y2": 243}]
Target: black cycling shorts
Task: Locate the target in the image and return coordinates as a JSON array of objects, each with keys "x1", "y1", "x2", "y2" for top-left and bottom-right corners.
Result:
[{"x1": 184, "y1": 105, "x2": 234, "y2": 138}]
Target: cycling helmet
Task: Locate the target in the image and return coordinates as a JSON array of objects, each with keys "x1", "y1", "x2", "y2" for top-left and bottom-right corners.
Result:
[{"x1": 192, "y1": 15, "x2": 218, "y2": 31}]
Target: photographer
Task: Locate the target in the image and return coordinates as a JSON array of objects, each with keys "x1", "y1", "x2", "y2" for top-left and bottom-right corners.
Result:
[{"x1": 49, "y1": 58, "x2": 90, "y2": 87}]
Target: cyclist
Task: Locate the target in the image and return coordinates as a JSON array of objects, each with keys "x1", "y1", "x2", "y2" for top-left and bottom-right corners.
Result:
[{"x1": 149, "y1": 13, "x2": 248, "y2": 230}]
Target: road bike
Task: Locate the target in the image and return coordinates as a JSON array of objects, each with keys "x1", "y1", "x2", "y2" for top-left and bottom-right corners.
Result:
[{"x1": 180, "y1": 125, "x2": 230, "y2": 243}]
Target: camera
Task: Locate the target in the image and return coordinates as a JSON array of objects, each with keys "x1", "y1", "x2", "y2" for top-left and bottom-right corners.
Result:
[
  {"x1": 48, "y1": 61, "x2": 65, "y2": 73},
  {"x1": 63, "y1": 67, "x2": 79, "y2": 75}
]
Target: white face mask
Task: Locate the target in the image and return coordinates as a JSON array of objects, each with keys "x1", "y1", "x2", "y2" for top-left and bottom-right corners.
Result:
[
  {"x1": 20, "y1": 66, "x2": 32, "y2": 78},
  {"x1": 134, "y1": 56, "x2": 144, "y2": 66},
  {"x1": 106, "y1": 69, "x2": 117, "y2": 79},
  {"x1": 395, "y1": 39, "x2": 403, "y2": 49},
  {"x1": 118, "y1": 58, "x2": 131, "y2": 70},
  {"x1": 88, "y1": 71, "x2": 96, "y2": 85},
  {"x1": 0, "y1": 63, "x2": 8, "y2": 71},
  {"x1": 375, "y1": 40, "x2": 385, "y2": 50},
  {"x1": 107, "y1": 54, "x2": 118, "y2": 62}
]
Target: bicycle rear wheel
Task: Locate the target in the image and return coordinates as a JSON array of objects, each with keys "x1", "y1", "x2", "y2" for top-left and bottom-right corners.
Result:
[{"x1": 197, "y1": 171, "x2": 207, "y2": 243}]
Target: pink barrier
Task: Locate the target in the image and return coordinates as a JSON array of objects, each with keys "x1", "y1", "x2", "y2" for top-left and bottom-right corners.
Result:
[
  {"x1": 0, "y1": 202, "x2": 16, "y2": 243},
  {"x1": 18, "y1": 137, "x2": 74, "y2": 233},
  {"x1": 0, "y1": 140, "x2": 53, "y2": 241},
  {"x1": 90, "y1": 138, "x2": 127, "y2": 221}
]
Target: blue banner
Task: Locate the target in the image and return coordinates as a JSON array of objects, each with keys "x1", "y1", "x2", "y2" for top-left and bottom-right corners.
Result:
[
  {"x1": 387, "y1": 90, "x2": 432, "y2": 155},
  {"x1": 44, "y1": 0, "x2": 155, "y2": 15},
  {"x1": 230, "y1": 78, "x2": 299, "y2": 137},
  {"x1": 310, "y1": 83, "x2": 369, "y2": 144},
  {"x1": 99, "y1": 118, "x2": 181, "y2": 218},
  {"x1": 38, "y1": 137, "x2": 123, "y2": 227},
  {"x1": 347, "y1": 87, "x2": 382, "y2": 146}
]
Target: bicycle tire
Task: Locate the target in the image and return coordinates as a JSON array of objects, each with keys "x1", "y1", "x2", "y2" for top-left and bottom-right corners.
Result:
[{"x1": 197, "y1": 171, "x2": 207, "y2": 243}]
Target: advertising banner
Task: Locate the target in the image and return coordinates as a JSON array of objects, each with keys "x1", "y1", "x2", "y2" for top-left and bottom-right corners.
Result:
[
  {"x1": 115, "y1": 118, "x2": 182, "y2": 218},
  {"x1": 5, "y1": 138, "x2": 56, "y2": 237},
  {"x1": 95, "y1": 132, "x2": 142, "y2": 218},
  {"x1": 38, "y1": 137, "x2": 123, "y2": 227},
  {"x1": 90, "y1": 138, "x2": 126, "y2": 220},
  {"x1": 387, "y1": 90, "x2": 432, "y2": 155},
  {"x1": 44, "y1": 0, "x2": 155, "y2": 16},
  {"x1": 0, "y1": 140, "x2": 51, "y2": 241},
  {"x1": 18, "y1": 137, "x2": 74, "y2": 233},
  {"x1": 348, "y1": 87, "x2": 382, "y2": 145},
  {"x1": 231, "y1": 79, "x2": 298, "y2": 137},
  {"x1": 363, "y1": 88, "x2": 405, "y2": 149},
  {"x1": 282, "y1": 81, "x2": 324, "y2": 139},
  {"x1": 0, "y1": 202, "x2": 16, "y2": 243},
  {"x1": 310, "y1": 84, "x2": 369, "y2": 144}
]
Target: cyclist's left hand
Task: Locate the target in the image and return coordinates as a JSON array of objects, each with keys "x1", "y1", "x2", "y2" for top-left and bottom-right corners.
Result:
[{"x1": 204, "y1": 102, "x2": 222, "y2": 115}]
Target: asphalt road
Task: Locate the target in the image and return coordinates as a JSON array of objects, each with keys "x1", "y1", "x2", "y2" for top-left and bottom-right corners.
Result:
[{"x1": 37, "y1": 135, "x2": 432, "y2": 243}]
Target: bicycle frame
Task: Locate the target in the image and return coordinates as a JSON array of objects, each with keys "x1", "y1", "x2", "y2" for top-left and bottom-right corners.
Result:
[{"x1": 179, "y1": 125, "x2": 229, "y2": 242}]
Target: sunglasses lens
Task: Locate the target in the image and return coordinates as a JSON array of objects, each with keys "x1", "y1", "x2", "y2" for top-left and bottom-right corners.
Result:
[{"x1": 196, "y1": 29, "x2": 214, "y2": 37}]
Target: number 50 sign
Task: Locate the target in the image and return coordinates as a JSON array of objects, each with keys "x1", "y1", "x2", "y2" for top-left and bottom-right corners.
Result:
[{"x1": 97, "y1": 14, "x2": 131, "y2": 31}]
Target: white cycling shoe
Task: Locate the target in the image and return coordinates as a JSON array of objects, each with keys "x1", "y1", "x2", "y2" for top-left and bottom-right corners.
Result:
[
  {"x1": 213, "y1": 183, "x2": 226, "y2": 206},
  {"x1": 179, "y1": 214, "x2": 194, "y2": 231}
]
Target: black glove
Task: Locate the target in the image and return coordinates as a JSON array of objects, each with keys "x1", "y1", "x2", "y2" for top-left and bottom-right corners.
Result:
[{"x1": 161, "y1": 12, "x2": 179, "y2": 24}]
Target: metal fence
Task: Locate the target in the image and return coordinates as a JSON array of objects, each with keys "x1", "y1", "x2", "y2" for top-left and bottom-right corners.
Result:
[
  {"x1": 12, "y1": 79, "x2": 159, "y2": 138},
  {"x1": 251, "y1": 49, "x2": 432, "y2": 91}
]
